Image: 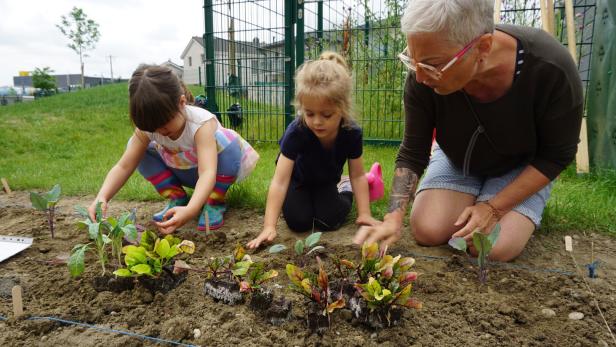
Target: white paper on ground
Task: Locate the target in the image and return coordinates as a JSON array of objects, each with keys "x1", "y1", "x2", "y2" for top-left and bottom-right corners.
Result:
[{"x1": 0, "y1": 235, "x2": 33, "y2": 262}]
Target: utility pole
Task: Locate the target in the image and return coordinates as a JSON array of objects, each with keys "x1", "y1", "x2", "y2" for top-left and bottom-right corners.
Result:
[{"x1": 107, "y1": 55, "x2": 114, "y2": 81}]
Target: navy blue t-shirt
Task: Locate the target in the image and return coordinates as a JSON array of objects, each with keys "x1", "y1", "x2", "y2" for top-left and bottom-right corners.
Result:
[{"x1": 279, "y1": 119, "x2": 363, "y2": 186}]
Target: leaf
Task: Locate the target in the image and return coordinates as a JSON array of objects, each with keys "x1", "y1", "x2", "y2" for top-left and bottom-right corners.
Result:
[
  {"x1": 487, "y1": 223, "x2": 501, "y2": 246},
  {"x1": 301, "y1": 278, "x2": 313, "y2": 295},
  {"x1": 30, "y1": 192, "x2": 48, "y2": 211},
  {"x1": 317, "y1": 263, "x2": 328, "y2": 291},
  {"x1": 88, "y1": 222, "x2": 100, "y2": 240},
  {"x1": 233, "y1": 243, "x2": 246, "y2": 262},
  {"x1": 232, "y1": 261, "x2": 252, "y2": 276},
  {"x1": 374, "y1": 288, "x2": 391, "y2": 301},
  {"x1": 74, "y1": 205, "x2": 91, "y2": 220},
  {"x1": 340, "y1": 259, "x2": 356, "y2": 269},
  {"x1": 259, "y1": 270, "x2": 278, "y2": 282},
  {"x1": 286, "y1": 264, "x2": 304, "y2": 287},
  {"x1": 101, "y1": 234, "x2": 112, "y2": 244},
  {"x1": 45, "y1": 184, "x2": 61, "y2": 203},
  {"x1": 294, "y1": 239, "x2": 305, "y2": 255},
  {"x1": 326, "y1": 298, "x2": 346, "y2": 313},
  {"x1": 239, "y1": 281, "x2": 251, "y2": 293},
  {"x1": 68, "y1": 244, "x2": 89, "y2": 277},
  {"x1": 151, "y1": 258, "x2": 162, "y2": 275},
  {"x1": 173, "y1": 260, "x2": 191, "y2": 274},
  {"x1": 164, "y1": 234, "x2": 181, "y2": 247},
  {"x1": 130, "y1": 263, "x2": 152, "y2": 275},
  {"x1": 448, "y1": 237, "x2": 467, "y2": 252},
  {"x1": 122, "y1": 224, "x2": 138, "y2": 242},
  {"x1": 472, "y1": 232, "x2": 492, "y2": 258},
  {"x1": 306, "y1": 245, "x2": 325, "y2": 256},
  {"x1": 304, "y1": 232, "x2": 322, "y2": 248},
  {"x1": 155, "y1": 238, "x2": 171, "y2": 259},
  {"x1": 403, "y1": 298, "x2": 423, "y2": 309},
  {"x1": 393, "y1": 283, "x2": 413, "y2": 305},
  {"x1": 178, "y1": 240, "x2": 195, "y2": 254},
  {"x1": 140, "y1": 230, "x2": 157, "y2": 250},
  {"x1": 95, "y1": 201, "x2": 103, "y2": 222},
  {"x1": 268, "y1": 244, "x2": 287, "y2": 253},
  {"x1": 113, "y1": 268, "x2": 133, "y2": 277},
  {"x1": 361, "y1": 242, "x2": 379, "y2": 261}
]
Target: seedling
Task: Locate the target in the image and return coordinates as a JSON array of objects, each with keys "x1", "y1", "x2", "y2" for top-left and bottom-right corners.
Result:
[
  {"x1": 238, "y1": 262, "x2": 278, "y2": 293},
  {"x1": 448, "y1": 224, "x2": 501, "y2": 283},
  {"x1": 113, "y1": 230, "x2": 195, "y2": 278},
  {"x1": 69, "y1": 202, "x2": 110, "y2": 276},
  {"x1": 286, "y1": 257, "x2": 345, "y2": 325},
  {"x1": 269, "y1": 232, "x2": 324, "y2": 266},
  {"x1": 203, "y1": 244, "x2": 253, "y2": 305},
  {"x1": 30, "y1": 184, "x2": 61, "y2": 238}
]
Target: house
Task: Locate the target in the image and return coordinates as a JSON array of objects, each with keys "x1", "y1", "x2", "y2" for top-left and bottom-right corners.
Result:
[
  {"x1": 161, "y1": 59, "x2": 184, "y2": 80},
  {"x1": 12, "y1": 74, "x2": 116, "y2": 91}
]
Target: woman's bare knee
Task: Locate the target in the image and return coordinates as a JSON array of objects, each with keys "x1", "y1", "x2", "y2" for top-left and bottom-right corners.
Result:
[{"x1": 411, "y1": 219, "x2": 450, "y2": 246}]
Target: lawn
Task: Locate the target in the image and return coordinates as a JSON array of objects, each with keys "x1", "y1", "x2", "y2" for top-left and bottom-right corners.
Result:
[{"x1": 0, "y1": 83, "x2": 614, "y2": 233}]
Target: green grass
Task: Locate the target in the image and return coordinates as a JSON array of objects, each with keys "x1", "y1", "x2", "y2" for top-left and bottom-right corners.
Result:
[{"x1": 1, "y1": 83, "x2": 614, "y2": 234}]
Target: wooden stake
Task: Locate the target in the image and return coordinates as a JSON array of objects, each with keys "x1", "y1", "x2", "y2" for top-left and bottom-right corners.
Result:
[
  {"x1": 12, "y1": 285, "x2": 23, "y2": 317},
  {"x1": 564, "y1": 0, "x2": 590, "y2": 174},
  {"x1": 494, "y1": 0, "x2": 502, "y2": 24},
  {"x1": 204, "y1": 209, "x2": 210, "y2": 235},
  {"x1": 1, "y1": 178, "x2": 11, "y2": 195},
  {"x1": 564, "y1": 235, "x2": 573, "y2": 252},
  {"x1": 540, "y1": 0, "x2": 551, "y2": 35},
  {"x1": 547, "y1": 0, "x2": 555, "y2": 36}
]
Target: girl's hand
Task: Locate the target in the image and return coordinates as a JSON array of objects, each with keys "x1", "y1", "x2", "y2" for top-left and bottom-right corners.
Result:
[
  {"x1": 246, "y1": 227, "x2": 277, "y2": 249},
  {"x1": 154, "y1": 206, "x2": 194, "y2": 234},
  {"x1": 354, "y1": 218, "x2": 401, "y2": 248},
  {"x1": 452, "y1": 202, "x2": 499, "y2": 241},
  {"x1": 355, "y1": 214, "x2": 381, "y2": 227},
  {"x1": 88, "y1": 198, "x2": 108, "y2": 222}
]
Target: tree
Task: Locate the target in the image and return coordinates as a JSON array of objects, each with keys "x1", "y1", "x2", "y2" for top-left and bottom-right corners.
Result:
[
  {"x1": 56, "y1": 7, "x2": 100, "y2": 88},
  {"x1": 32, "y1": 67, "x2": 57, "y2": 96}
]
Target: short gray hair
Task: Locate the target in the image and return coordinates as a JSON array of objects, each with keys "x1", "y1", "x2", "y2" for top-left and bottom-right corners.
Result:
[{"x1": 401, "y1": 0, "x2": 494, "y2": 46}]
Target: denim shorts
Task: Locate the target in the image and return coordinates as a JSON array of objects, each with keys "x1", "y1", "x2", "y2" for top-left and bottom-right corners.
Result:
[{"x1": 416, "y1": 146, "x2": 553, "y2": 227}]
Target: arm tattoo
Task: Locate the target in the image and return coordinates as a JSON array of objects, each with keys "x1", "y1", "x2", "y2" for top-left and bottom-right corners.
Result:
[{"x1": 388, "y1": 167, "x2": 419, "y2": 214}]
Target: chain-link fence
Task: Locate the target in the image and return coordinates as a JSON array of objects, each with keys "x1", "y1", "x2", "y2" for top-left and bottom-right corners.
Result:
[{"x1": 202, "y1": 0, "x2": 597, "y2": 144}]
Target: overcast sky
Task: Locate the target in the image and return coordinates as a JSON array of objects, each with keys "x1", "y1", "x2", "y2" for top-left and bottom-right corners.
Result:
[{"x1": 0, "y1": 0, "x2": 205, "y2": 86}]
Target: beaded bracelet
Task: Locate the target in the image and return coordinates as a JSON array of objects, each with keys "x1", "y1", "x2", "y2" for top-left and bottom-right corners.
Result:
[{"x1": 483, "y1": 201, "x2": 505, "y2": 220}]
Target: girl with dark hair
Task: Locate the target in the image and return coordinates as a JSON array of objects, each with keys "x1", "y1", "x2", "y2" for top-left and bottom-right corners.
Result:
[{"x1": 88, "y1": 64, "x2": 259, "y2": 233}]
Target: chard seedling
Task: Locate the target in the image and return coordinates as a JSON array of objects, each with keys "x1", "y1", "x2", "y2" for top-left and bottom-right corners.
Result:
[
  {"x1": 353, "y1": 243, "x2": 421, "y2": 312},
  {"x1": 448, "y1": 224, "x2": 501, "y2": 283},
  {"x1": 238, "y1": 262, "x2": 278, "y2": 293},
  {"x1": 113, "y1": 230, "x2": 195, "y2": 278},
  {"x1": 286, "y1": 257, "x2": 345, "y2": 321},
  {"x1": 30, "y1": 184, "x2": 61, "y2": 238}
]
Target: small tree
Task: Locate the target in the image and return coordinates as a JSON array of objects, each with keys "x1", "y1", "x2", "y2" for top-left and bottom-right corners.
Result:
[
  {"x1": 56, "y1": 7, "x2": 100, "y2": 88},
  {"x1": 32, "y1": 67, "x2": 57, "y2": 96}
]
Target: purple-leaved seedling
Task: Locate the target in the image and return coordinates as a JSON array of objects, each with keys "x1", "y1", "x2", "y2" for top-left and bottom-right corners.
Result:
[
  {"x1": 448, "y1": 224, "x2": 501, "y2": 283},
  {"x1": 30, "y1": 184, "x2": 61, "y2": 238}
]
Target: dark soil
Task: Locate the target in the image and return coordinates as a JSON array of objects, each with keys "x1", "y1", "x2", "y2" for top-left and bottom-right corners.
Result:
[{"x1": 1, "y1": 192, "x2": 616, "y2": 346}]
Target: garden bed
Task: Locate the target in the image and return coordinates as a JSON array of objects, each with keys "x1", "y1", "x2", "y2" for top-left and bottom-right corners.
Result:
[{"x1": 1, "y1": 192, "x2": 615, "y2": 346}]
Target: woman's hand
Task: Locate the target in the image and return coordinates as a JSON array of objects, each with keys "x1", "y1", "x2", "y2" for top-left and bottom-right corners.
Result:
[
  {"x1": 88, "y1": 198, "x2": 108, "y2": 221},
  {"x1": 452, "y1": 202, "x2": 499, "y2": 241},
  {"x1": 355, "y1": 214, "x2": 381, "y2": 227},
  {"x1": 246, "y1": 227, "x2": 277, "y2": 249},
  {"x1": 154, "y1": 206, "x2": 195, "y2": 234},
  {"x1": 354, "y1": 218, "x2": 401, "y2": 247}
]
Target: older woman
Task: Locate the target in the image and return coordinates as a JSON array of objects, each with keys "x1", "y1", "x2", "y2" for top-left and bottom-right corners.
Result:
[{"x1": 354, "y1": 0, "x2": 583, "y2": 261}]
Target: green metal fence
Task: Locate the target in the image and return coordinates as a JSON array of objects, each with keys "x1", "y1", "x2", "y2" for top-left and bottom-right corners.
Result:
[{"x1": 202, "y1": 0, "x2": 597, "y2": 144}]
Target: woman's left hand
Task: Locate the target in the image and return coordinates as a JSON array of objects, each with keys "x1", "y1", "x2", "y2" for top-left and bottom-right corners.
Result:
[
  {"x1": 452, "y1": 202, "x2": 499, "y2": 241},
  {"x1": 154, "y1": 206, "x2": 194, "y2": 234},
  {"x1": 355, "y1": 214, "x2": 382, "y2": 227}
]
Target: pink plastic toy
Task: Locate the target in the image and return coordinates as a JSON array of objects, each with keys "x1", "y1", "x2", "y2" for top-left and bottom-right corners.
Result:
[{"x1": 366, "y1": 162, "x2": 384, "y2": 202}]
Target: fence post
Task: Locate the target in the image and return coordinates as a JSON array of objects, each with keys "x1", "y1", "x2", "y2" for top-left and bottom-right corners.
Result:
[
  {"x1": 317, "y1": 0, "x2": 323, "y2": 52},
  {"x1": 296, "y1": 0, "x2": 305, "y2": 67},
  {"x1": 204, "y1": 0, "x2": 219, "y2": 115},
  {"x1": 284, "y1": 0, "x2": 296, "y2": 127}
]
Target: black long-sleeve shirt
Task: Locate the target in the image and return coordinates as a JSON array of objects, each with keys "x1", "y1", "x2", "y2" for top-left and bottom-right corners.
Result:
[{"x1": 396, "y1": 24, "x2": 583, "y2": 181}]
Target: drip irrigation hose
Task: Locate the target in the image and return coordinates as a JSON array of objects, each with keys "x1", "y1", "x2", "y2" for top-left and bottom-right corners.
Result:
[{"x1": 0, "y1": 315, "x2": 197, "y2": 347}]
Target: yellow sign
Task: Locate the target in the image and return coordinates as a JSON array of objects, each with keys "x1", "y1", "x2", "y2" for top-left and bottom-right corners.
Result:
[{"x1": 18, "y1": 71, "x2": 30, "y2": 77}]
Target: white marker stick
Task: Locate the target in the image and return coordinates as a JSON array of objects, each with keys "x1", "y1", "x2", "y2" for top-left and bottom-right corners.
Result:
[{"x1": 565, "y1": 235, "x2": 573, "y2": 252}]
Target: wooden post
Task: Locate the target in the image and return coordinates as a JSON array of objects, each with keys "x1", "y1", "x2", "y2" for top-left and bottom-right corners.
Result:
[
  {"x1": 12, "y1": 285, "x2": 23, "y2": 317},
  {"x1": 494, "y1": 0, "x2": 502, "y2": 24},
  {"x1": 540, "y1": 0, "x2": 554, "y2": 36},
  {"x1": 1, "y1": 178, "x2": 11, "y2": 194},
  {"x1": 547, "y1": 0, "x2": 555, "y2": 36},
  {"x1": 564, "y1": 0, "x2": 590, "y2": 173}
]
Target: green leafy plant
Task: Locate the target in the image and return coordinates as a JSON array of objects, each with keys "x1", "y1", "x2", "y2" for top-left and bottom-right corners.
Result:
[
  {"x1": 448, "y1": 224, "x2": 501, "y2": 283},
  {"x1": 286, "y1": 258, "x2": 345, "y2": 320},
  {"x1": 269, "y1": 232, "x2": 324, "y2": 265},
  {"x1": 30, "y1": 184, "x2": 61, "y2": 238},
  {"x1": 69, "y1": 202, "x2": 109, "y2": 277},
  {"x1": 238, "y1": 262, "x2": 279, "y2": 293},
  {"x1": 113, "y1": 230, "x2": 195, "y2": 278},
  {"x1": 353, "y1": 243, "x2": 421, "y2": 312}
]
